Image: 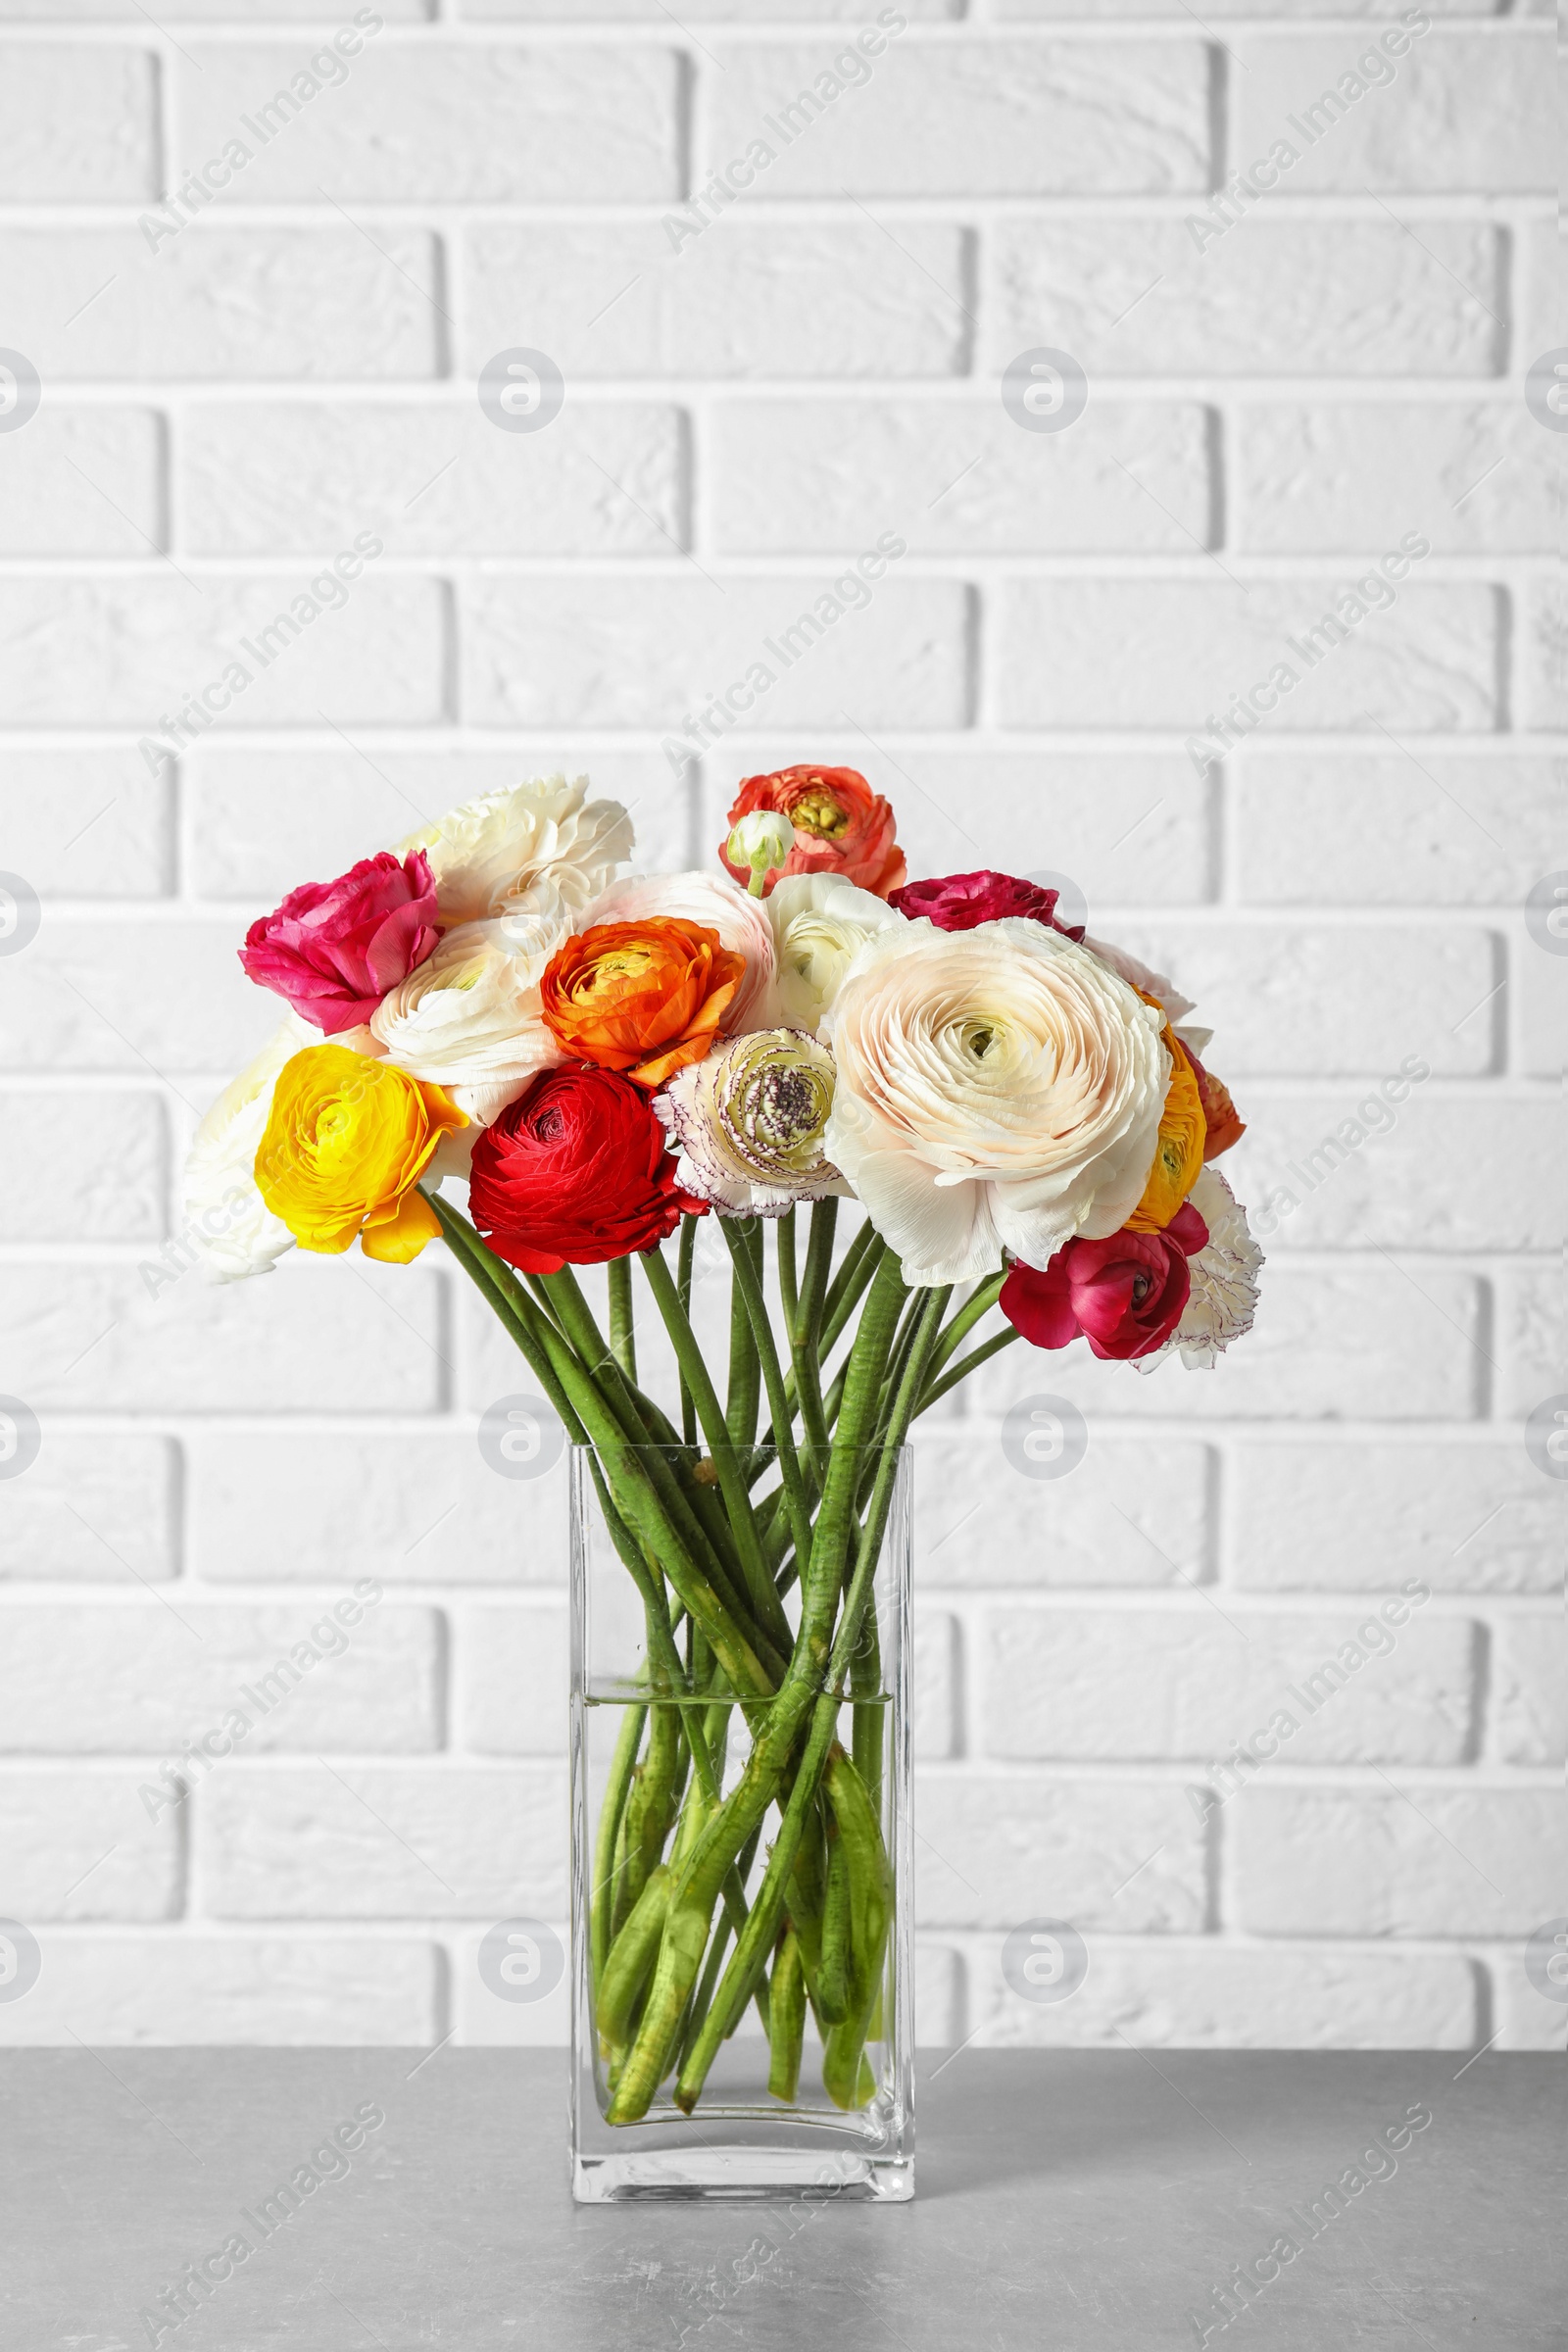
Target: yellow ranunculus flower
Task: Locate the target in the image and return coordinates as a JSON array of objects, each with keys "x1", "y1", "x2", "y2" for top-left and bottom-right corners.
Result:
[
  {"x1": 1126, "y1": 1030, "x2": 1206, "y2": 1233},
  {"x1": 255, "y1": 1044, "x2": 466, "y2": 1263}
]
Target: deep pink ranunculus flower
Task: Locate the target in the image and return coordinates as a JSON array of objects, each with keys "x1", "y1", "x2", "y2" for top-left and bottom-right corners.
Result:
[
  {"x1": 239, "y1": 851, "x2": 440, "y2": 1034},
  {"x1": 888, "y1": 869, "x2": 1086, "y2": 941},
  {"x1": 1000, "y1": 1201, "x2": 1209, "y2": 1361}
]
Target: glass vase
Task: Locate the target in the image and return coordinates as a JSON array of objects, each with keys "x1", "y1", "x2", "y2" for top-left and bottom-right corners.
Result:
[{"x1": 569, "y1": 1442, "x2": 915, "y2": 2202}]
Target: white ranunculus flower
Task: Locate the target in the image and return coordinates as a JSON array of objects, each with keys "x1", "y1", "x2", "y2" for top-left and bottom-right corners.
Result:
[
  {"x1": 1134, "y1": 1165, "x2": 1263, "y2": 1373},
  {"x1": 656, "y1": 1028, "x2": 851, "y2": 1218},
  {"x1": 183, "y1": 1015, "x2": 315, "y2": 1284},
  {"x1": 369, "y1": 921, "x2": 562, "y2": 1126},
  {"x1": 763, "y1": 874, "x2": 904, "y2": 1035},
  {"x1": 823, "y1": 918, "x2": 1170, "y2": 1288},
  {"x1": 584, "y1": 869, "x2": 777, "y2": 1032},
  {"x1": 1083, "y1": 933, "x2": 1195, "y2": 1024},
  {"x1": 398, "y1": 774, "x2": 634, "y2": 941}
]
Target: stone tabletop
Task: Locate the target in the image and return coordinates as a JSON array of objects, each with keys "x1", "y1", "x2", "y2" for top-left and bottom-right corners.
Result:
[{"x1": 2, "y1": 2049, "x2": 1559, "y2": 2351}]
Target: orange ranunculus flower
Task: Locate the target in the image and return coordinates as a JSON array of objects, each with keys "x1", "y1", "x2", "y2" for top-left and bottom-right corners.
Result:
[
  {"x1": 538, "y1": 918, "x2": 745, "y2": 1088},
  {"x1": 1191, "y1": 1050, "x2": 1246, "y2": 1159},
  {"x1": 255, "y1": 1043, "x2": 466, "y2": 1263},
  {"x1": 1126, "y1": 1028, "x2": 1207, "y2": 1234},
  {"x1": 718, "y1": 764, "x2": 906, "y2": 900}
]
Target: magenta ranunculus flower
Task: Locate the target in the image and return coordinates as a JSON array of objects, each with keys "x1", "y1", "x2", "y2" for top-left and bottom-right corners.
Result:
[
  {"x1": 240, "y1": 851, "x2": 441, "y2": 1034},
  {"x1": 887, "y1": 869, "x2": 1086, "y2": 941},
  {"x1": 1000, "y1": 1201, "x2": 1209, "y2": 1361}
]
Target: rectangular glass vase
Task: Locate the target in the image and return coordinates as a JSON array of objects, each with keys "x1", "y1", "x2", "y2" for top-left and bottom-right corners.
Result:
[{"x1": 569, "y1": 1443, "x2": 915, "y2": 2202}]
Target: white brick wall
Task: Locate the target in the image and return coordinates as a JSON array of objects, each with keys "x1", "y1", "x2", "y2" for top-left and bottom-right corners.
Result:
[{"x1": 0, "y1": 2, "x2": 1559, "y2": 2061}]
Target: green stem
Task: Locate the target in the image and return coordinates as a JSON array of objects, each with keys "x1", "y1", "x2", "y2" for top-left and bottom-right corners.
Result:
[
  {"x1": 592, "y1": 1698, "x2": 647, "y2": 1995},
  {"x1": 725, "y1": 1224, "x2": 761, "y2": 1446},
  {"x1": 721, "y1": 1217, "x2": 815, "y2": 1589},
  {"x1": 776, "y1": 1206, "x2": 799, "y2": 1343},
  {"x1": 607, "y1": 1254, "x2": 637, "y2": 1385},
  {"x1": 676, "y1": 1216, "x2": 699, "y2": 1448},
  {"x1": 917, "y1": 1326, "x2": 1021, "y2": 1416}
]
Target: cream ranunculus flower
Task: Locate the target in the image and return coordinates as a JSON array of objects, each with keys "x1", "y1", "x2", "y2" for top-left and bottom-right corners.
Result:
[
  {"x1": 823, "y1": 918, "x2": 1170, "y2": 1287},
  {"x1": 763, "y1": 874, "x2": 903, "y2": 1036},
  {"x1": 368, "y1": 921, "x2": 562, "y2": 1126},
  {"x1": 183, "y1": 1015, "x2": 316, "y2": 1283},
  {"x1": 584, "y1": 869, "x2": 777, "y2": 1032},
  {"x1": 397, "y1": 775, "x2": 634, "y2": 969},
  {"x1": 656, "y1": 1028, "x2": 851, "y2": 1218},
  {"x1": 1083, "y1": 934, "x2": 1195, "y2": 1024}
]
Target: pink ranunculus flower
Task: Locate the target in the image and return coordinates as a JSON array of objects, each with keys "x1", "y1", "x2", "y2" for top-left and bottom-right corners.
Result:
[
  {"x1": 1000, "y1": 1200, "x2": 1209, "y2": 1362},
  {"x1": 888, "y1": 869, "x2": 1086, "y2": 940},
  {"x1": 240, "y1": 852, "x2": 441, "y2": 1035}
]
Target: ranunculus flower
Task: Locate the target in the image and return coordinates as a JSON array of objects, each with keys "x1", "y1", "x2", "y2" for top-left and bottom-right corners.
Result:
[
  {"x1": 240, "y1": 852, "x2": 440, "y2": 1035},
  {"x1": 1186, "y1": 1045, "x2": 1246, "y2": 1160},
  {"x1": 585, "y1": 870, "x2": 777, "y2": 1033},
  {"x1": 183, "y1": 1015, "x2": 316, "y2": 1284},
  {"x1": 369, "y1": 922, "x2": 562, "y2": 1127},
  {"x1": 541, "y1": 918, "x2": 745, "y2": 1088},
  {"x1": 764, "y1": 873, "x2": 902, "y2": 1034},
  {"x1": 255, "y1": 1043, "x2": 466, "y2": 1262},
  {"x1": 1001, "y1": 1200, "x2": 1209, "y2": 1361},
  {"x1": 656, "y1": 1028, "x2": 850, "y2": 1218},
  {"x1": 1134, "y1": 1167, "x2": 1262, "y2": 1372},
  {"x1": 1083, "y1": 933, "x2": 1194, "y2": 1024},
  {"x1": 1126, "y1": 1030, "x2": 1207, "y2": 1232},
  {"x1": 397, "y1": 775, "x2": 634, "y2": 936},
  {"x1": 469, "y1": 1065, "x2": 703, "y2": 1274},
  {"x1": 888, "y1": 869, "x2": 1085, "y2": 941},
  {"x1": 823, "y1": 918, "x2": 1169, "y2": 1287},
  {"x1": 718, "y1": 765, "x2": 905, "y2": 900}
]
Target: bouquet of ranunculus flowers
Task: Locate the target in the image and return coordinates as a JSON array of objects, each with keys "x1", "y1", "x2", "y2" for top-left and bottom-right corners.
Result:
[{"x1": 188, "y1": 764, "x2": 1260, "y2": 2128}]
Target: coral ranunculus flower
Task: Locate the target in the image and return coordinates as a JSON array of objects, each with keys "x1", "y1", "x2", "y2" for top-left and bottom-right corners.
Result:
[
  {"x1": 539, "y1": 919, "x2": 744, "y2": 1088},
  {"x1": 718, "y1": 765, "x2": 906, "y2": 900},
  {"x1": 1126, "y1": 1034, "x2": 1208, "y2": 1233},
  {"x1": 255, "y1": 1044, "x2": 466, "y2": 1262},
  {"x1": 240, "y1": 852, "x2": 441, "y2": 1035},
  {"x1": 469, "y1": 1065, "x2": 705, "y2": 1274},
  {"x1": 1188, "y1": 1045, "x2": 1246, "y2": 1160}
]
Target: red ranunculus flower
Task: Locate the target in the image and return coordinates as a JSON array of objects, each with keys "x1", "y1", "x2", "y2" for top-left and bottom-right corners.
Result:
[
  {"x1": 1000, "y1": 1201, "x2": 1209, "y2": 1361},
  {"x1": 240, "y1": 851, "x2": 440, "y2": 1035},
  {"x1": 888, "y1": 868, "x2": 1086, "y2": 942},
  {"x1": 718, "y1": 764, "x2": 905, "y2": 899},
  {"x1": 467, "y1": 1065, "x2": 705, "y2": 1275}
]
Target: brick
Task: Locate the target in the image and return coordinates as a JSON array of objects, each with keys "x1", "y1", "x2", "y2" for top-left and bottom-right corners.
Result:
[
  {"x1": 461, "y1": 576, "x2": 968, "y2": 730},
  {"x1": 1231, "y1": 31, "x2": 1555, "y2": 195},
  {"x1": 989, "y1": 219, "x2": 1501, "y2": 378},
  {"x1": 996, "y1": 0, "x2": 1485, "y2": 13},
  {"x1": 995, "y1": 580, "x2": 1497, "y2": 733},
  {"x1": 200, "y1": 1765, "x2": 566, "y2": 1917},
  {"x1": 973, "y1": 1269, "x2": 1488, "y2": 1423},
  {"x1": 1489, "y1": 1617, "x2": 1567, "y2": 1767},
  {"x1": 1234, "y1": 1788, "x2": 1563, "y2": 1936},
  {"x1": 913, "y1": 1773, "x2": 1206, "y2": 1931},
  {"x1": 1094, "y1": 917, "x2": 1498, "y2": 1077},
  {"x1": 1234, "y1": 755, "x2": 1564, "y2": 905},
  {"x1": 0, "y1": 1771, "x2": 177, "y2": 1919},
  {"x1": 711, "y1": 399, "x2": 1210, "y2": 555},
  {"x1": 0, "y1": 1936, "x2": 436, "y2": 2044},
  {"x1": 9, "y1": 228, "x2": 439, "y2": 381},
  {"x1": 187, "y1": 750, "x2": 685, "y2": 901},
  {"x1": 1229, "y1": 1091, "x2": 1556, "y2": 1250},
  {"x1": 183, "y1": 401, "x2": 684, "y2": 559},
  {"x1": 1234, "y1": 404, "x2": 1553, "y2": 556},
  {"x1": 982, "y1": 1604, "x2": 1475, "y2": 1765},
  {"x1": 1231, "y1": 1443, "x2": 1564, "y2": 1596},
  {"x1": 0, "y1": 1092, "x2": 167, "y2": 1242},
  {"x1": 0, "y1": 1601, "x2": 440, "y2": 1753},
  {"x1": 1522, "y1": 217, "x2": 1560, "y2": 354},
  {"x1": 913, "y1": 1429, "x2": 1212, "y2": 1588},
  {"x1": 967, "y1": 1941, "x2": 1476, "y2": 2050},
  {"x1": 0, "y1": 576, "x2": 445, "y2": 729},
  {"x1": 0, "y1": 0, "x2": 427, "y2": 14},
  {"x1": 699, "y1": 746, "x2": 1215, "y2": 906},
  {"x1": 192, "y1": 1431, "x2": 567, "y2": 1588},
  {"x1": 707, "y1": 40, "x2": 1209, "y2": 196},
  {"x1": 452, "y1": 1918, "x2": 572, "y2": 2046},
  {"x1": 463, "y1": 222, "x2": 969, "y2": 380},
  {"x1": 0, "y1": 45, "x2": 155, "y2": 199},
  {"x1": 912, "y1": 1609, "x2": 959, "y2": 1760},
  {"x1": 0, "y1": 757, "x2": 172, "y2": 898},
  {"x1": 0, "y1": 1256, "x2": 447, "y2": 1414},
  {"x1": 0, "y1": 920, "x2": 281, "y2": 1074},
  {"x1": 1517, "y1": 577, "x2": 1568, "y2": 730},
  {"x1": 1494, "y1": 1263, "x2": 1563, "y2": 1421},
  {"x1": 0, "y1": 1434, "x2": 178, "y2": 1583},
  {"x1": 1517, "y1": 940, "x2": 1568, "y2": 1081},
  {"x1": 1494, "y1": 1957, "x2": 1568, "y2": 2052},
  {"x1": 454, "y1": 1604, "x2": 567, "y2": 1754},
  {"x1": 468, "y1": 0, "x2": 953, "y2": 15},
  {"x1": 0, "y1": 409, "x2": 163, "y2": 558},
  {"x1": 178, "y1": 41, "x2": 679, "y2": 202}
]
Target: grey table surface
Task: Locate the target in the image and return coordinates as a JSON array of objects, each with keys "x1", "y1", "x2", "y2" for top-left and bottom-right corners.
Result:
[{"x1": 2, "y1": 2049, "x2": 1560, "y2": 2352}]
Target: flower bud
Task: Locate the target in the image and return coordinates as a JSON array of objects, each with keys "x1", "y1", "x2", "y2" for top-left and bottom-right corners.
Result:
[{"x1": 725, "y1": 809, "x2": 794, "y2": 896}]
